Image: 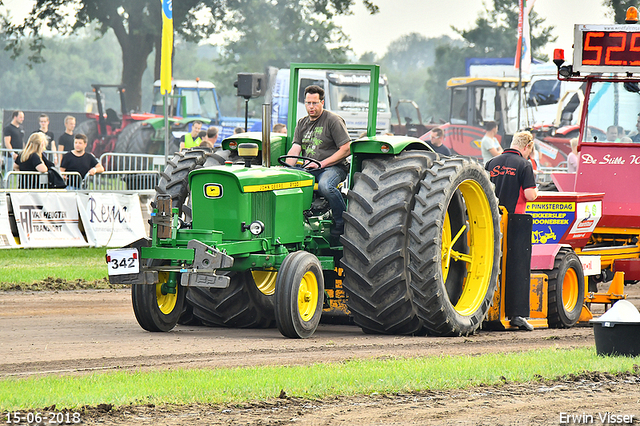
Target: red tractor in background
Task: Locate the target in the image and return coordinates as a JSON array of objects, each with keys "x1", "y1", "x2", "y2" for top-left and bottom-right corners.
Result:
[
  {"x1": 418, "y1": 77, "x2": 607, "y2": 168},
  {"x1": 75, "y1": 84, "x2": 156, "y2": 158}
]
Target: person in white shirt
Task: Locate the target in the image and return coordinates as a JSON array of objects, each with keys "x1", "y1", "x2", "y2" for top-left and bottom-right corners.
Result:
[{"x1": 481, "y1": 121, "x2": 503, "y2": 164}]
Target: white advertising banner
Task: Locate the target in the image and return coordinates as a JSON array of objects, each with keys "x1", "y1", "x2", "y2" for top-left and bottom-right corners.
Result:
[
  {"x1": 78, "y1": 193, "x2": 146, "y2": 247},
  {"x1": 0, "y1": 193, "x2": 19, "y2": 248},
  {"x1": 11, "y1": 192, "x2": 87, "y2": 247}
]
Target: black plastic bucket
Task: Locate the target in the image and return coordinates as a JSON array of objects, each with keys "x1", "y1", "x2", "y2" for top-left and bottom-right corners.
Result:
[{"x1": 592, "y1": 321, "x2": 640, "y2": 357}]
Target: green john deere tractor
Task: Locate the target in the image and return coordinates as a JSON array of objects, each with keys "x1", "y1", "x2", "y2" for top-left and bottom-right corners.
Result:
[{"x1": 107, "y1": 63, "x2": 501, "y2": 338}]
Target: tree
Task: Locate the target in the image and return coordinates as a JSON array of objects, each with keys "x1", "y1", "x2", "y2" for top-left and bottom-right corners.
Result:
[
  {"x1": 603, "y1": 0, "x2": 637, "y2": 23},
  {"x1": 2, "y1": 0, "x2": 378, "y2": 111},
  {"x1": 454, "y1": 0, "x2": 555, "y2": 59}
]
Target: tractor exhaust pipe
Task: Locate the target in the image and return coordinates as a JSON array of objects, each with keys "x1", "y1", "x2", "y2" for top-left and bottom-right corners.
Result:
[{"x1": 262, "y1": 103, "x2": 271, "y2": 168}]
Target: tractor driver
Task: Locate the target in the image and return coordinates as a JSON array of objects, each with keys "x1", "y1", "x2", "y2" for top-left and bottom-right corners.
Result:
[{"x1": 285, "y1": 85, "x2": 351, "y2": 237}]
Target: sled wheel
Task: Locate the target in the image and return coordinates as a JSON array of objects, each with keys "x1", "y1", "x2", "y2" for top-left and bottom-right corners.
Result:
[
  {"x1": 341, "y1": 151, "x2": 435, "y2": 335},
  {"x1": 408, "y1": 157, "x2": 501, "y2": 336},
  {"x1": 275, "y1": 251, "x2": 324, "y2": 339},
  {"x1": 547, "y1": 247, "x2": 585, "y2": 328},
  {"x1": 131, "y1": 265, "x2": 184, "y2": 332}
]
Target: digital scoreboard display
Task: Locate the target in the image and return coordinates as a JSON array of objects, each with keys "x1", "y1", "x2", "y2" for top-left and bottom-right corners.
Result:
[{"x1": 574, "y1": 24, "x2": 640, "y2": 73}]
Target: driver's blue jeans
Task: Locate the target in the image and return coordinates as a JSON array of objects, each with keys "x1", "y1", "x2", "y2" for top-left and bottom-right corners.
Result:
[{"x1": 309, "y1": 166, "x2": 347, "y2": 228}]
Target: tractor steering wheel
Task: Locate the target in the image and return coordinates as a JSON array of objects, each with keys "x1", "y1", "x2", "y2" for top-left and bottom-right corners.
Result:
[{"x1": 278, "y1": 155, "x2": 322, "y2": 169}]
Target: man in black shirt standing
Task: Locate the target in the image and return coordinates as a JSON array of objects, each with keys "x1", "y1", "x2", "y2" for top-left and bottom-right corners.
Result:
[
  {"x1": 3, "y1": 110, "x2": 24, "y2": 175},
  {"x1": 33, "y1": 114, "x2": 57, "y2": 165},
  {"x1": 485, "y1": 131, "x2": 538, "y2": 331},
  {"x1": 426, "y1": 127, "x2": 451, "y2": 156},
  {"x1": 58, "y1": 116, "x2": 76, "y2": 153},
  {"x1": 485, "y1": 131, "x2": 538, "y2": 214}
]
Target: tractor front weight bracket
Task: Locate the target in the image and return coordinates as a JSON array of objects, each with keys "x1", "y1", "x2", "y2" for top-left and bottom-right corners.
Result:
[{"x1": 179, "y1": 240, "x2": 235, "y2": 289}]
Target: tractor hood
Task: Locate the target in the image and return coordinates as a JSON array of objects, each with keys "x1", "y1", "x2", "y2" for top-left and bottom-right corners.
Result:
[
  {"x1": 189, "y1": 165, "x2": 315, "y2": 243},
  {"x1": 189, "y1": 165, "x2": 314, "y2": 194}
]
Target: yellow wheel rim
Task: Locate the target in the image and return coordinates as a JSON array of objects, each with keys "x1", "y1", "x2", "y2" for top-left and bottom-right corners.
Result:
[
  {"x1": 298, "y1": 271, "x2": 319, "y2": 322},
  {"x1": 252, "y1": 270, "x2": 277, "y2": 295},
  {"x1": 440, "y1": 180, "x2": 495, "y2": 316},
  {"x1": 155, "y1": 272, "x2": 178, "y2": 315},
  {"x1": 442, "y1": 212, "x2": 452, "y2": 282},
  {"x1": 562, "y1": 267, "x2": 579, "y2": 311}
]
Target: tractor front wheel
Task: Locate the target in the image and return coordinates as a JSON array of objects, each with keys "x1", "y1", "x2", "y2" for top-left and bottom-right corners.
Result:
[
  {"x1": 275, "y1": 251, "x2": 324, "y2": 338},
  {"x1": 131, "y1": 266, "x2": 184, "y2": 332},
  {"x1": 547, "y1": 247, "x2": 585, "y2": 328}
]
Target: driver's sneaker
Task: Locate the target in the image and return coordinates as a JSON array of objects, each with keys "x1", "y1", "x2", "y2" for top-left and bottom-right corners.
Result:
[{"x1": 510, "y1": 316, "x2": 534, "y2": 331}]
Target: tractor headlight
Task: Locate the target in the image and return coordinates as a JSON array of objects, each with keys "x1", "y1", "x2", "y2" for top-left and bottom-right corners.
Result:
[{"x1": 249, "y1": 220, "x2": 265, "y2": 236}]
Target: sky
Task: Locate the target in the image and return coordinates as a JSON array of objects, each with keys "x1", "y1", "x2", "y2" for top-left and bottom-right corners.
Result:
[
  {"x1": 334, "y1": 0, "x2": 612, "y2": 60},
  {"x1": 1, "y1": 0, "x2": 615, "y2": 61}
]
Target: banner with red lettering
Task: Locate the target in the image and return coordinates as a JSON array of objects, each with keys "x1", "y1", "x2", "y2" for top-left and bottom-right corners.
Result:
[
  {"x1": 11, "y1": 192, "x2": 87, "y2": 247},
  {"x1": 0, "y1": 193, "x2": 19, "y2": 248},
  {"x1": 77, "y1": 193, "x2": 146, "y2": 247}
]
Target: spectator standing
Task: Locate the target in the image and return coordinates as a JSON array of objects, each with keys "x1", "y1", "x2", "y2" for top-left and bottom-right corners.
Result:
[
  {"x1": 567, "y1": 138, "x2": 579, "y2": 173},
  {"x1": 60, "y1": 134, "x2": 104, "y2": 180},
  {"x1": 485, "y1": 130, "x2": 539, "y2": 332},
  {"x1": 631, "y1": 114, "x2": 640, "y2": 142},
  {"x1": 273, "y1": 123, "x2": 287, "y2": 134},
  {"x1": 3, "y1": 110, "x2": 25, "y2": 174},
  {"x1": 605, "y1": 125, "x2": 619, "y2": 142},
  {"x1": 234, "y1": 127, "x2": 244, "y2": 134},
  {"x1": 179, "y1": 121, "x2": 203, "y2": 151},
  {"x1": 33, "y1": 114, "x2": 57, "y2": 164},
  {"x1": 427, "y1": 127, "x2": 451, "y2": 156},
  {"x1": 480, "y1": 121, "x2": 502, "y2": 164},
  {"x1": 207, "y1": 126, "x2": 220, "y2": 148},
  {"x1": 58, "y1": 116, "x2": 76, "y2": 153}
]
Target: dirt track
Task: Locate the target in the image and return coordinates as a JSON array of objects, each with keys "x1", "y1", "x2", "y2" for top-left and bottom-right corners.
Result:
[{"x1": 2, "y1": 287, "x2": 640, "y2": 425}]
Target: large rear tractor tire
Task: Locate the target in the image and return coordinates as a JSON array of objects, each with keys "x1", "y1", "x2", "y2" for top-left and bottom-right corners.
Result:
[
  {"x1": 408, "y1": 158, "x2": 501, "y2": 336},
  {"x1": 275, "y1": 251, "x2": 324, "y2": 338},
  {"x1": 546, "y1": 247, "x2": 585, "y2": 328},
  {"x1": 186, "y1": 271, "x2": 276, "y2": 328},
  {"x1": 131, "y1": 264, "x2": 185, "y2": 332},
  {"x1": 341, "y1": 151, "x2": 435, "y2": 335},
  {"x1": 129, "y1": 125, "x2": 158, "y2": 154},
  {"x1": 114, "y1": 122, "x2": 143, "y2": 153},
  {"x1": 154, "y1": 149, "x2": 215, "y2": 220}
]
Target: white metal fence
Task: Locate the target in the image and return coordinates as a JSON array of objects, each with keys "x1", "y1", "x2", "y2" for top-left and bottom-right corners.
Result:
[{"x1": 1, "y1": 148, "x2": 162, "y2": 194}]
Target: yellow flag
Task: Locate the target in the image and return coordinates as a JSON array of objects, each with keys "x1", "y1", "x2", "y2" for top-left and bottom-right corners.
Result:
[{"x1": 160, "y1": 0, "x2": 173, "y2": 95}]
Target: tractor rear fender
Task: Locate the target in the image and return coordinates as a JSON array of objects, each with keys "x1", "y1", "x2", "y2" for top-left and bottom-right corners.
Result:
[
  {"x1": 531, "y1": 243, "x2": 569, "y2": 270},
  {"x1": 350, "y1": 135, "x2": 434, "y2": 156}
]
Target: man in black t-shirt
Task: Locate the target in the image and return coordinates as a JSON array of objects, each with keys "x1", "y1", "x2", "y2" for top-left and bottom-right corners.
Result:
[
  {"x1": 58, "y1": 116, "x2": 76, "y2": 153},
  {"x1": 60, "y1": 134, "x2": 104, "y2": 188},
  {"x1": 3, "y1": 110, "x2": 24, "y2": 175},
  {"x1": 484, "y1": 131, "x2": 538, "y2": 214},
  {"x1": 426, "y1": 127, "x2": 451, "y2": 156},
  {"x1": 285, "y1": 85, "x2": 351, "y2": 237},
  {"x1": 485, "y1": 131, "x2": 539, "y2": 331},
  {"x1": 32, "y1": 114, "x2": 57, "y2": 164}
]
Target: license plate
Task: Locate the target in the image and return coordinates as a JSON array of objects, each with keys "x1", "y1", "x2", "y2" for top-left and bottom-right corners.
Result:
[{"x1": 106, "y1": 248, "x2": 140, "y2": 276}]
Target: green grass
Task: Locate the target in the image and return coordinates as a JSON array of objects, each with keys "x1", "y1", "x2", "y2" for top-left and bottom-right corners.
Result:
[
  {"x1": 0, "y1": 248, "x2": 111, "y2": 289},
  {"x1": 1, "y1": 347, "x2": 638, "y2": 411}
]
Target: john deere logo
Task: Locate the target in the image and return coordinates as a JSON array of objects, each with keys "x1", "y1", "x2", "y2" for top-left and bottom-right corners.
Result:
[{"x1": 204, "y1": 183, "x2": 223, "y2": 199}]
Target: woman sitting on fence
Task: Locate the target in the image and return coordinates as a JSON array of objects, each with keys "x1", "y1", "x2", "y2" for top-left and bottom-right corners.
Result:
[
  {"x1": 13, "y1": 132, "x2": 54, "y2": 189},
  {"x1": 14, "y1": 132, "x2": 53, "y2": 173}
]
